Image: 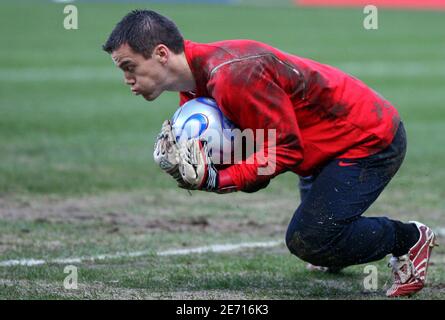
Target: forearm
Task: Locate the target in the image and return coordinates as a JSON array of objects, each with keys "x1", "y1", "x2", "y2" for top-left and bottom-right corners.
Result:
[{"x1": 217, "y1": 146, "x2": 301, "y2": 193}]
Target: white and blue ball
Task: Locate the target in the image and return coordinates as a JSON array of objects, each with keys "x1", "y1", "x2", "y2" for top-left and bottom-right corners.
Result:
[{"x1": 171, "y1": 97, "x2": 237, "y2": 164}]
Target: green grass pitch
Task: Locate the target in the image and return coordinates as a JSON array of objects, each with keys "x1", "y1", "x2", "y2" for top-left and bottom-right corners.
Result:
[{"x1": 0, "y1": 1, "x2": 444, "y2": 299}]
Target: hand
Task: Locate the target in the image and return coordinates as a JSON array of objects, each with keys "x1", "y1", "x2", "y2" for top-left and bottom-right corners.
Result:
[
  {"x1": 153, "y1": 120, "x2": 183, "y2": 183},
  {"x1": 177, "y1": 138, "x2": 218, "y2": 191}
]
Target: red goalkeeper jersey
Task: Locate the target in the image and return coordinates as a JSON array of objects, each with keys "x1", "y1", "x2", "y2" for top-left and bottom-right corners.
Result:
[{"x1": 180, "y1": 40, "x2": 400, "y2": 192}]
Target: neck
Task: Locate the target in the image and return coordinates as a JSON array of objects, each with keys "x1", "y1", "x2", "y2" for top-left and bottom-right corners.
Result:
[{"x1": 167, "y1": 52, "x2": 196, "y2": 92}]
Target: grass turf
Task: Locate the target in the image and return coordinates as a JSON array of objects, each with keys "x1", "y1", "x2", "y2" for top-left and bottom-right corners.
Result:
[{"x1": 0, "y1": 1, "x2": 444, "y2": 299}]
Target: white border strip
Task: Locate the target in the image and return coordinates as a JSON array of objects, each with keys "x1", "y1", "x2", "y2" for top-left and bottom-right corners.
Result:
[{"x1": 0, "y1": 240, "x2": 282, "y2": 267}]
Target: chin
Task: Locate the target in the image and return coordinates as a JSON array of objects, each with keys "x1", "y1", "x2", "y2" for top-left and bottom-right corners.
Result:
[
  {"x1": 142, "y1": 95, "x2": 154, "y2": 101},
  {"x1": 142, "y1": 92, "x2": 161, "y2": 101}
]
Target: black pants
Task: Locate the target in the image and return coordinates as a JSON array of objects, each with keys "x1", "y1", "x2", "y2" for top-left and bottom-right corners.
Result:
[{"x1": 286, "y1": 122, "x2": 407, "y2": 268}]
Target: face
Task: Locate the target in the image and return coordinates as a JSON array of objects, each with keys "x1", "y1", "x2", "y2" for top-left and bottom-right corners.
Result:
[{"x1": 111, "y1": 43, "x2": 169, "y2": 101}]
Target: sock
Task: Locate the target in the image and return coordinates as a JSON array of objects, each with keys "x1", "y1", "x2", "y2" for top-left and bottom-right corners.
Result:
[{"x1": 392, "y1": 221, "x2": 420, "y2": 257}]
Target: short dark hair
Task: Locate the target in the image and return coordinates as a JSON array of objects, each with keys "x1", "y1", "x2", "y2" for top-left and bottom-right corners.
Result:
[{"x1": 102, "y1": 9, "x2": 184, "y2": 58}]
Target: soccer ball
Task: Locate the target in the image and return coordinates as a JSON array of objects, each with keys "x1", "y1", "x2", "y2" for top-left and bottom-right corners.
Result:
[{"x1": 171, "y1": 97, "x2": 237, "y2": 164}]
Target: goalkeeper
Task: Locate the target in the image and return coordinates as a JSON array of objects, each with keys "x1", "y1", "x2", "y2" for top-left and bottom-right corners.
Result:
[{"x1": 103, "y1": 9, "x2": 437, "y2": 297}]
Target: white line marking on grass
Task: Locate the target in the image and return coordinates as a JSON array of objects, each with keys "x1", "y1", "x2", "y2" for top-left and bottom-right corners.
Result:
[
  {"x1": 337, "y1": 62, "x2": 445, "y2": 77},
  {"x1": 157, "y1": 241, "x2": 282, "y2": 256},
  {"x1": 0, "y1": 240, "x2": 283, "y2": 267},
  {"x1": 0, "y1": 67, "x2": 119, "y2": 82},
  {"x1": 0, "y1": 259, "x2": 47, "y2": 267},
  {"x1": 1, "y1": 61, "x2": 444, "y2": 83},
  {"x1": 2, "y1": 227, "x2": 443, "y2": 267}
]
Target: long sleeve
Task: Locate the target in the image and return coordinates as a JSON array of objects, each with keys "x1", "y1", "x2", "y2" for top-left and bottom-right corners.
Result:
[{"x1": 208, "y1": 64, "x2": 304, "y2": 192}]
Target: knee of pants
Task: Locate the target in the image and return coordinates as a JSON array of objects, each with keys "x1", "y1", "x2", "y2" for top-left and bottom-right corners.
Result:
[{"x1": 285, "y1": 221, "x2": 346, "y2": 265}]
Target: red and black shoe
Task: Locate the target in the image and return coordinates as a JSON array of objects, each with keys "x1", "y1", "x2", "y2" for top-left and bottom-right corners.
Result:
[{"x1": 386, "y1": 221, "x2": 439, "y2": 297}]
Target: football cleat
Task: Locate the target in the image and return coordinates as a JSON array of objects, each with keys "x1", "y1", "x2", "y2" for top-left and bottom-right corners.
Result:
[{"x1": 386, "y1": 221, "x2": 439, "y2": 297}]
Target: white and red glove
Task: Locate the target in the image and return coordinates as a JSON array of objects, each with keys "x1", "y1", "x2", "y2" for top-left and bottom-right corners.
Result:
[
  {"x1": 153, "y1": 120, "x2": 183, "y2": 184},
  {"x1": 154, "y1": 121, "x2": 238, "y2": 193},
  {"x1": 177, "y1": 138, "x2": 219, "y2": 191},
  {"x1": 176, "y1": 138, "x2": 238, "y2": 193}
]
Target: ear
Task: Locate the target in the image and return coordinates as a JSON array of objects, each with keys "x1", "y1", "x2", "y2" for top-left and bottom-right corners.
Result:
[{"x1": 152, "y1": 44, "x2": 169, "y2": 64}]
